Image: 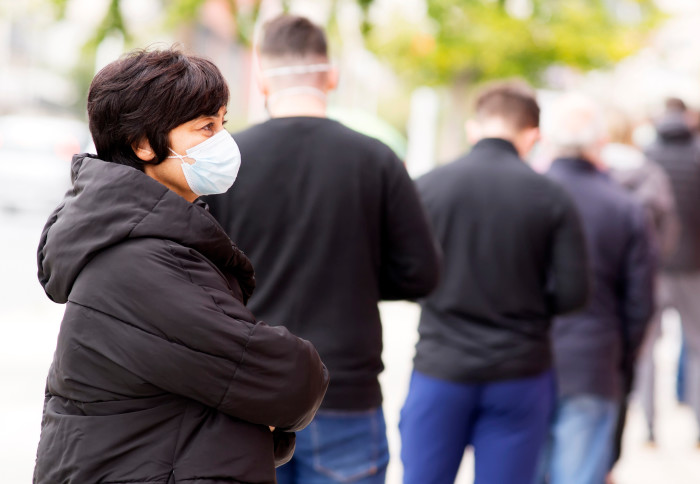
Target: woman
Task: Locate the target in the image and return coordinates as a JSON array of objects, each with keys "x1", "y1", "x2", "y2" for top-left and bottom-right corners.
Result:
[{"x1": 33, "y1": 48, "x2": 329, "y2": 484}]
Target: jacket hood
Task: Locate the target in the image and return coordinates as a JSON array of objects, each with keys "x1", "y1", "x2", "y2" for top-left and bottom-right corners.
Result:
[
  {"x1": 655, "y1": 113, "x2": 693, "y2": 141},
  {"x1": 38, "y1": 154, "x2": 254, "y2": 304},
  {"x1": 601, "y1": 143, "x2": 645, "y2": 172}
]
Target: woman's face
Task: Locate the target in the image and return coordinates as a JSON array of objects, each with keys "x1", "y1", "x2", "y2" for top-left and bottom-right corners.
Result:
[
  {"x1": 141, "y1": 106, "x2": 228, "y2": 202},
  {"x1": 168, "y1": 105, "x2": 228, "y2": 161}
]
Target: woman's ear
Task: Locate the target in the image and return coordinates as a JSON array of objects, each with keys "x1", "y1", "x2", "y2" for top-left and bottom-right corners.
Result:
[{"x1": 132, "y1": 138, "x2": 155, "y2": 161}]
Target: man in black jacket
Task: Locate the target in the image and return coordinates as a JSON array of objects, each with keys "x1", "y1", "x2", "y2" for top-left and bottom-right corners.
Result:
[
  {"x1": 638, "y1": 97, "x2": 700, "y2": 445},
  {"x1": 539, "y1": 94, "x2": 655, "y2": 484},
  {"x1": 205, "y1": 15, "x2": 440, "y2": 484},
  {"x1": 400, "y1": 81, "x2": 589, "y2": 484}
]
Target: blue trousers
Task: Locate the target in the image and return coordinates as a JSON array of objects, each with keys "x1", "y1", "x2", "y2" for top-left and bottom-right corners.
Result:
[
  {"x1": 537, "y1": 395, "x2": 618, "y2": 484},
  {"x1": 400, "y1": 370, "x2": 555, "y2": 484},
  {"x1": 276, "y1": 408, "x2": 389, "y2": 484}
]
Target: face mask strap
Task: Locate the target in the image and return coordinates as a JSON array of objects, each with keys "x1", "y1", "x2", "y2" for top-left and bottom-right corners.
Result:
[
  {"x1": 261, "y1": 63, "x2": 332, "y2": 78},
  {"x1": 167, "y1": 147, "x2": 186, "y2": 162}
]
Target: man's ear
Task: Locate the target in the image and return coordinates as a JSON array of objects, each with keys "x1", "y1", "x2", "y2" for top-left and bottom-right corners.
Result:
[
  {"x1": 465, "y1": 119, "x2": 482, "y2": 146},
  {"x1": 326, "y1": 66, "x2": 339, "y2": 92},
  {"x1": 132, "y1": 138, "x2": 155, "y2": 162},
  {"x1": 522, "y1": 126, "x2": 541, "y2": 152},
  {"x1": 254, "y1": 50, "x2": 271, "y2": 96}
]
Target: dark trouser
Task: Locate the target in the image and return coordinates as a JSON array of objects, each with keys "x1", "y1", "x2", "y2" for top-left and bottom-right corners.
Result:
[
  {"x1": 610, "y1": 366, "x2": 634, "y2": 467},
  {"x1": 400, "y1": 369, "x2": 554, "y2": 484},
  {"x1": 636, "y1": 272, "x2": 700, "y2": 440}
]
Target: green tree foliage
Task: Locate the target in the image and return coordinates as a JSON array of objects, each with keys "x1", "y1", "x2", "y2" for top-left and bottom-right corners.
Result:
[
  {"x1": 47, "y1": 0, "x2": 374, "y2": 49},
  {"x1": 367, "y1": 0, "x2": 660, "y2": 86}
]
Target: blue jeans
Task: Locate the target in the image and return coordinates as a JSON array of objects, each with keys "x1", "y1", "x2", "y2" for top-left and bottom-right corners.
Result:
[
  {"x1": 538, "y1": 395, "x2": 619, "y2": 484},
  {"x1": 400, "y1": 370, "x2": 555, "y2": 484},
  {"x1": 276, "y1": 408, "x2": 389, "y2": 484}
]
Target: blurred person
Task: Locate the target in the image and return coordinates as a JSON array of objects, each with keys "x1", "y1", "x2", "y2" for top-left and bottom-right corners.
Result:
[
  {"x1": 600, "y1": 106, "x2": 677, "y2": 474},
  {"x1": 640, "y1": 97, "x2": 700, "y2": 445},
  {"x1": 33, "y1": 48, "x2": 329, "y2": 484},
  {"x1": 205, "y1": 15, "x2": 440, "y2": 484},
  {"x1": 400, "y1": 81, "x2": 589, "y2": 484},
  {"x1": 539, "y1": 94, "x2": 655, "y2": 484}
]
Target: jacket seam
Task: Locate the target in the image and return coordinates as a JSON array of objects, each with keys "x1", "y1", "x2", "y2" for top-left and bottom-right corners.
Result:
[
  {"x1": 126, "y1": 188, "x2": 169, "y2": 238},
  {"x1": 216, "y1": 322, "x2": 258, "y2": 410},
  {"x1": 163, "y1": 241, "x2": 230, "y2": 316},
  {"x1": 167, "y1": 402, "x2": 190, "y2": 482},
  {"x1": 66, "y1": 300, "x2": 237, "y2": 362}
]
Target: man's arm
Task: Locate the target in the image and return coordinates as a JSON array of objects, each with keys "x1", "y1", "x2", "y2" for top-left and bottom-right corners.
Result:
[
  {"x1": 621, "y1": 205, "x2": 656, "y2": 367},
  {"x1": 379, "y1": 153, "x2": 441, "y2": 300},
  {"x1": 547, "y1": 190, "x2": 589, "y2": 315}
]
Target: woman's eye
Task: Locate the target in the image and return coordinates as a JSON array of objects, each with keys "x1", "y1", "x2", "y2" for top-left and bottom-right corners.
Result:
[
  {"x1": 203, "y1": 123, "x2": 214, "y2": 131},
  {"x1": 222, "y1": 119, "x2": 228, "y2": 126}
]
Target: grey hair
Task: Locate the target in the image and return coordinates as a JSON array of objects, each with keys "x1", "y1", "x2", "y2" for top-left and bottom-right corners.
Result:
[{"x1": 543, "y1": 93, "x2": 605, "y2": 158}]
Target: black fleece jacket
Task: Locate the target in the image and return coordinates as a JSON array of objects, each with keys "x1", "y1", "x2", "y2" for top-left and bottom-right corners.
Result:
[
  {"x1": 413, "y1": 139, "x2": 589, "y2": 383},
  {"x1": 34, "y1": 154, "x2": 328, "y2": 484},
  {"x1": 206, "y1": 117, "x2": 440, "y2": 410}
]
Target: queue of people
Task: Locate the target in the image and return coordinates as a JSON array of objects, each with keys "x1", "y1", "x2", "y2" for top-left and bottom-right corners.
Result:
[{"x1": 31, "y1": 12, "x2": 699, "y2": 484}]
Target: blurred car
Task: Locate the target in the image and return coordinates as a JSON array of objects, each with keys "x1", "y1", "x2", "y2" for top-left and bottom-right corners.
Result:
[{"x1": 0, "y1": 114, "x2": 91, "y2": 215}]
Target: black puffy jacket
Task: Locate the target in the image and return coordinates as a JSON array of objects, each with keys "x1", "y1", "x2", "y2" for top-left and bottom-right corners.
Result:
[
  {"x1": 33, "y1": 154, "x2": 329, "y2": 484},
  {"x1": 646, "y1": 114, "x2": 700, "y2": 272}
]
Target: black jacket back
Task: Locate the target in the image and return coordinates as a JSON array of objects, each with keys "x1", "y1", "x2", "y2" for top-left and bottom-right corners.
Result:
[
  {"x1": 206, "y1": 117, "x2": 440, "y2": 410},
  {"x1": 548, "y1": 158, "x2": 654, "y2": 399},
  {"x1": 645, "y1": 113, "x2": 700, "y2": 272},
  {"x1": 414, "y1": 139, "x2": 589, "y2": 382},
  {"x1": 34, "y1": 155, "x2": 329, "y2": 483}
]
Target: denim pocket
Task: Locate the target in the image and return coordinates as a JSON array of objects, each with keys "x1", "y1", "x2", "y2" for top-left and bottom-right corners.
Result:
[{"x1": 310, "y1": 408, "x2": 390, "y2": 483}]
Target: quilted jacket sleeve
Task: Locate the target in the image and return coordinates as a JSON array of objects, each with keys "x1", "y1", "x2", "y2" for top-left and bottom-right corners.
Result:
[{"x1": 67, "y1": 238, "x2": 329, "y2": 432}]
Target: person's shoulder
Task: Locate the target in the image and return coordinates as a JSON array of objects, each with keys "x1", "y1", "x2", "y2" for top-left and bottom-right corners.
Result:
[
  {"x1": 321, "y1": 118, "x2": 401, "y2": 159},
  {"x1": 416, "y1": 154, "x2": 470, "y2": 189}
]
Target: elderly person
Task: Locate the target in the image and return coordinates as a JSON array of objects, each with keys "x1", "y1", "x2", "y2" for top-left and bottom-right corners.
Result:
[
  {"x1": 538, "y1": 94, "x2": 655, "y2": 484},
  {"x1": 33, "y1": 48, "x2": 329, "y2": 484}
]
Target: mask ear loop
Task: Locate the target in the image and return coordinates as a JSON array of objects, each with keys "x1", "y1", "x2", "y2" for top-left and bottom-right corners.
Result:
[{"x1": 167, "y1": 148, "x2": 187, "y2": 162}]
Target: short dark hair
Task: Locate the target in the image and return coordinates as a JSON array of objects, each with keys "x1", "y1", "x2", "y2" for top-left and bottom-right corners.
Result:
[
  {"x1": 87, "y1": 48, "x2": 229, "y2": 170},
  {"x1": 665, "y1": 97, "x2": 687, "y2": 114},
  {"x1": 474, "y1": 80, "x2": 540, "y2": 130},
  {"x1": 260, "y1": 15, "x2": 327, "y2": 59}
]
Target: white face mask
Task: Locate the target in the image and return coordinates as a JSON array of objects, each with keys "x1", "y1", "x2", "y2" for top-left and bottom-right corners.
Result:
[{"x1": 167, "y1": 129, "x2": 241, "y2": 196}]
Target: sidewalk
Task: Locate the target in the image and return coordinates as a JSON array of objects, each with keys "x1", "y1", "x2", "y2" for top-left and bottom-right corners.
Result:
[{"x1": 378, "y1": 302, "x2": 700, "y2": 484}]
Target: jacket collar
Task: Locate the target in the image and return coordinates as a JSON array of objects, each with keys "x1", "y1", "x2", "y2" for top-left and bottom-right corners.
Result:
[
  {"x1": 550, "y1": 157, "x2": 598, "y2": 173},
  {"x1": 471, "y1": 137, "x2": 520, "y2": 158},
  {"x1": 38, "y1": 154, "x2": 255, "y2": 304}
]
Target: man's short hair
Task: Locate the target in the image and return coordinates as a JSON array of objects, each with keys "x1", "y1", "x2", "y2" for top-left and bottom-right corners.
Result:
[
  {"x1": 474, "y1": 81, "x2": 540, "y2": 131},
  {"x1": 260, "y1": 15, "x2": 327, "y2": 60},
  {"x1": 665, "y1": 97, "x2": 687, "y2": 114},
  {"x1": 88, "y1": 48, "x2": 229, "y2": 170}
]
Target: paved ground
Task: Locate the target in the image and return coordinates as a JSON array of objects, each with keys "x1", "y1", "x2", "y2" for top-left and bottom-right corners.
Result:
[{"x1": 2, "y1": 210, "x2": 699, "y2": 483}]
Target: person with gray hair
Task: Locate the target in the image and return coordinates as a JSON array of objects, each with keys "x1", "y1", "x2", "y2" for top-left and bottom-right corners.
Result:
[{"x1": 538, "y1": 93, "x2": 655, "y2": 484}]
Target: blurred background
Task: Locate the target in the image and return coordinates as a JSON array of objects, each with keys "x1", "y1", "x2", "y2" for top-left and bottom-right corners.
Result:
[{"x1": 1, "y1": 0, "x2": 700, "y2": 482}]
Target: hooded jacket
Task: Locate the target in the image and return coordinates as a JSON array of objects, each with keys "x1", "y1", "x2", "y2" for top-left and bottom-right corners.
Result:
[
  {"x1": 645, "y1": 113, "x2": 700, "y2": 272},
  {"x1": 33, "y1": 154, "x2": 329, "y2": 484},
  {"x1": 602, "y1": 142, "x2": 678, "y2": 260}
]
